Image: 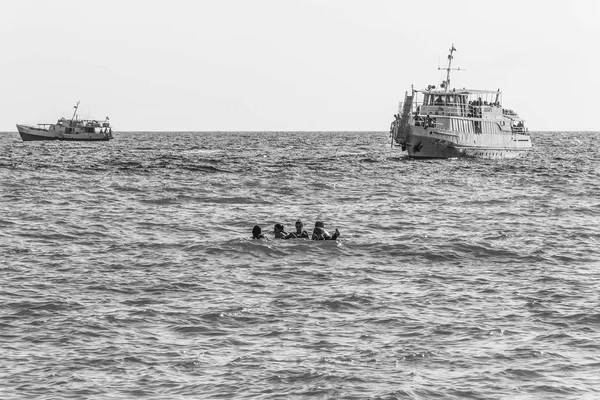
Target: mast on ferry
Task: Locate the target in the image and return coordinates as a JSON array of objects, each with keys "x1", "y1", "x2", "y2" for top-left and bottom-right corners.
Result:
[
  {"x1": 71, "y1": 101, "x2": 80, "y2": 121},
  {"x1": 439, "y1": 44, "x2": 462, "y2": 92}
]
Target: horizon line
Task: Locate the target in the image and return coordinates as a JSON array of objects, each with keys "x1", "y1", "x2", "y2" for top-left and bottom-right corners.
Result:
[{"x1": 1, "y1": 130, "x2": 599, "y2": 134}]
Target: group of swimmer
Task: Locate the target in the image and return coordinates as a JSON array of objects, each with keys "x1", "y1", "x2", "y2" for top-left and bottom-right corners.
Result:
[{"x1": 252, "y1": 219, "x2": 340, "y2": 241}]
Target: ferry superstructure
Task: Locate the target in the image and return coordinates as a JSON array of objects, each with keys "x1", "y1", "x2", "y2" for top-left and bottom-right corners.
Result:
[{"x1": 391, "y1": 45, "x2": 531, "y2": 158}]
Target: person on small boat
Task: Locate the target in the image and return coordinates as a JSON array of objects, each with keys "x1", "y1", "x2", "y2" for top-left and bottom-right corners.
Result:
[
  {"x1": 311, "y1": 221, "x2": 340, "y2": 240},
  {"x1": 252, "y1": 225, "x2": 267, "y2": 240},
  {"x1": 288, "y1": 219, "x2": 310, "y2": 239}
]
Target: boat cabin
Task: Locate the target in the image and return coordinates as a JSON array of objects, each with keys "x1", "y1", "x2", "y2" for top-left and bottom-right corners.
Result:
[
  {"x1": 404, "y1": 87, "x2": 526, "y2": 134},
  {"x1": 418, "y1": 88, "x2": 507, "y2": 119},
  {"x1": 49, "y1": 117, "x2": 111, "y2": 135}
]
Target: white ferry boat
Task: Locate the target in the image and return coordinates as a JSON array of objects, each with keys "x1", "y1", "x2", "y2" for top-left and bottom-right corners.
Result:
[
  {"x1": 16, "y1": 101, "x2": 113, "y2": 141},
  {"x1": 391, "y1": 45, "x2": 532, "y2": 158}
]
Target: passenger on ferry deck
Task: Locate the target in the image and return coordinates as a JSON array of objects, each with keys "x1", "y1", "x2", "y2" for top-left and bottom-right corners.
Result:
[
  {"x1": 311, "y1": 221, "x2": 340, "y2": 241},
  {"x1": 424, "y1": 115, "x2": 434, "y2": 128},
  {"x1": 390, "y1": 115, "x2": 398, "y2": 134}
]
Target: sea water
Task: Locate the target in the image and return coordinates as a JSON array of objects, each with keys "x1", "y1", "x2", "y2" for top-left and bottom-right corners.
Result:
[{"x1": 1, "y1": 131, "x2": 599, "y2": 399}]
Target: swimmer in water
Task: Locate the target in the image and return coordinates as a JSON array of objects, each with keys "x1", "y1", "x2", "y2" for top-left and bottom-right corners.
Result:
[
  {"x1": 311, "y1": 221, "x2": 340, "y2": 240},
  {"x1": 289, "y1": 219, "x2": 310, "y2": 239},
  {"x1": 273, "y1": 223, "x2": 289, "y2": 239},
  {"x1": 252, "y1": 225, "x2": 267, "y2": 239}
]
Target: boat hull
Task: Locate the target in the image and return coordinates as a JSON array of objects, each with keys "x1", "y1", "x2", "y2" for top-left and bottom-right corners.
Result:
[
  {"x1": 16, "y1": 125, "x2": 112, "y2": 142},
  {"x1": 395, "y1": 125, "x2": 531, "y2": 159}
]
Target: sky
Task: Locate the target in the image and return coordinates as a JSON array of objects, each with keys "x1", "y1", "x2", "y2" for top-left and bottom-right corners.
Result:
[{"x1": 1, "y1": 0, "x2": 598, "y2": 132}]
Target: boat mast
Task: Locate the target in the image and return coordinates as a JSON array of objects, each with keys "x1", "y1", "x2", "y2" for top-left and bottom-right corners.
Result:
[
  {"x1": 71, "y1": 101, "x2": 80, "y2": 121},
  {"x1": 438, "y1": 44, "x2": 462, "y2": 92}
]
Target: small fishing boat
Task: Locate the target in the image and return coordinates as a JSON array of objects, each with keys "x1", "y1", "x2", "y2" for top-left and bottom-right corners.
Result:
[
  {"x1": 16, "y1": 101, "x2": 113, "y2": 141},
  {"x1": 390, "y1": 45, "x2": 532, "y2": 159}
]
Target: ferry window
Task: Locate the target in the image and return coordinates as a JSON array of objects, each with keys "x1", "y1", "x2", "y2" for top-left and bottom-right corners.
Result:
[{"x1": 434, "y1": 96, "x2": 443, "y2": 105}]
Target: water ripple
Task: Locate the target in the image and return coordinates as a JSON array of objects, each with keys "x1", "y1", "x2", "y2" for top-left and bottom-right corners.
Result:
[{"x1": 1, "y1": 131, "x2": 599, "y2": 398}]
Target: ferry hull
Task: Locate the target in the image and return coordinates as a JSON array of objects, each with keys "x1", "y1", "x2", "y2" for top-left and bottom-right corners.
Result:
[
  {"x1": 402, "y1": 127, "x2": 531, "y2": 159},
  {"x1": 16, "y1": 125, "x2": 112, "y2": 142}
]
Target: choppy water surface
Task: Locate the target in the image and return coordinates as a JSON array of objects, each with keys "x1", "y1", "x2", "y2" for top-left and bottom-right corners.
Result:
[{"x1": 1, "y1": 131, "x2": 599, "y2": 399}]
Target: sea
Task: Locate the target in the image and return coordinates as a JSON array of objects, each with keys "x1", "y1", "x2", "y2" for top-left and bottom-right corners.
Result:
[{"x1": 1, "y1": 131, "x2": 599, "y2": 399}]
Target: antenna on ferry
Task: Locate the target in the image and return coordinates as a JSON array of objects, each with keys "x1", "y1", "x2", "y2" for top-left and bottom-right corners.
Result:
[
  {"x1": 438, "y1": 44, "x2": 464, "y2": 92},
  {"x1": 71, "y1": 101, "x2": 80, "y2": 121}
]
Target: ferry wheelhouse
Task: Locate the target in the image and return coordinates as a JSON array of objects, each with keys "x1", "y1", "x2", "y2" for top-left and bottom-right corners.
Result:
[
  {"x1": 391, "y1": 45, "x2": 531, "y2": 158},
  {"x1": 16, "y1": 101, "x2": 113, "y2": 141}
]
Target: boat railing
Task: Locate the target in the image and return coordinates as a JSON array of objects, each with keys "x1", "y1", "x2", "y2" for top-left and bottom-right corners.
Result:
[
  {"x1": 420, "y1": 104, "x2": 462, "y2": 117},
  {"x1": 416, "y1": 101, "x2": 477, "y2": 117},
  {"x1": 26, "y1": 125, "x2": 49, "y2": 132},
  {"x1": 416, "y1": 98, "x2": 507, "y2": 118}
]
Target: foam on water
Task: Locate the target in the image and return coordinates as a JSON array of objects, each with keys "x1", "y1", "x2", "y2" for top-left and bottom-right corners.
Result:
[{"x1": 1, "y1": 131, "x2": 599, "y2": 399}]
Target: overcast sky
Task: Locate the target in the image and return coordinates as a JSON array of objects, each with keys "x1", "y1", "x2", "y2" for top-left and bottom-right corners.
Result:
[{"x1": 2, "y1": 0, "x2": 598, "y2": 132}]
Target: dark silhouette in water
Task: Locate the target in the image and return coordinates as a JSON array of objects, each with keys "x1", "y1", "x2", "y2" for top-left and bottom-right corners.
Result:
[
  {"x1": 288, "y1": 219, "x2": 310, "y2": 239},
  {"x1": 252, "y1": 225, "x2": 267, "y2": 239},
  {"x1": 311, "y1": 221, "x2": 340, "y2": 240},
  {"x1": 273, "y1": 223, "x2": 291, "y2": 239},
  {"x1": 252, "y1": 220, "x2": 339, "y2": 240}
]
